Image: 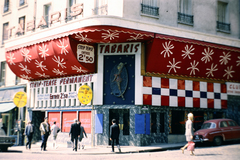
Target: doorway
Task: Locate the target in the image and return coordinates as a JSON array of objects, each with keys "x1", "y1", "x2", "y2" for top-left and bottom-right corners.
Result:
[{"x1": 109, "y1": 109, "x2": 130, "y2": 145}]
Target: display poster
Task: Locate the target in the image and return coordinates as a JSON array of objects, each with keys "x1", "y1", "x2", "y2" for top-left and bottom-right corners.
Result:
[
  {"x1": 95, "y1": 114, "x2": 103, "y2": 133},
  {"x1": 135, "y1": 114, "x2": 145, "y2": 134},
  {"x1": 62, "y1": 112, "x2": 77, "y2": 132},
  {"x1": 48, "y1": 112, "x2": 61, "y2": 128},
  {"x1": 79, "y1": 111, "x2": 91, "y2": 133}
]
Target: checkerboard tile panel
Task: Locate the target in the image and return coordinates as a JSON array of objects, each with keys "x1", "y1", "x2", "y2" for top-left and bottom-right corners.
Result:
[{"x1": 142, "y1": 76, "x2": 227, "y2": 109}]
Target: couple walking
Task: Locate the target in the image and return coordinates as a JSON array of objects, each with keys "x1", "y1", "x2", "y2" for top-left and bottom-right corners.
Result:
[{"x1": 69, "y1": 119, "x2": 87, "y2": 151}]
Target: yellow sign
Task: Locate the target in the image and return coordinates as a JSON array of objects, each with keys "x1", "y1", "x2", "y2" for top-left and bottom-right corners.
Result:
[
  {"x1": 78, "y1": 85, "x2": 93, "y2": 104},
  {"x1": 13, "y1": 91, "x2": 27, "y2": 108}
]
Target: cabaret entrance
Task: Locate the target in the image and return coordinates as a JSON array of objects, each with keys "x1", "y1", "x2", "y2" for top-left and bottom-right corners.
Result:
[{"x1": 108, "y1": 109, "x2": 130, "y2": 146}]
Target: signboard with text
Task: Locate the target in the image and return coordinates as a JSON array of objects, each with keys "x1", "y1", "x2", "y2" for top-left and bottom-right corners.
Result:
[{"x1": 227, "y1": 82, "x2": 240, "y2": 96}]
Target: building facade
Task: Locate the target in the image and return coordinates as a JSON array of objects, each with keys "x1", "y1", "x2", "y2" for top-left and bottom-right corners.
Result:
[{"x1": 1, "y1": 0, "x2": 240, "y2": 146}]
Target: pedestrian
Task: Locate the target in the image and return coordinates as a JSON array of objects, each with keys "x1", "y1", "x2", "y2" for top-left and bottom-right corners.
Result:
[
  {"x1": 24, "y1": 121, "x2": 34, "y2": 150},
  {"x1": 181, "y1": 113, "x2": 195, "y2": 156},
  {"x1": 110, "y1": 119, "x2": 121, "y2": 153},
  {"x1": 69, "y1": 119, "x2": 80, "y2": 151},
  {"x1": 1, "y1": 123, "x2": 7, "y2": 135},
  {"x1": 78, "y1": 121, "x2": 87, "y2": 150},
  {"x1": 51, "y1": 121, "x2": 60, "y2": 149},
  {"x1": 39, "y1": 117, "x2": 51, "y2": 151}
]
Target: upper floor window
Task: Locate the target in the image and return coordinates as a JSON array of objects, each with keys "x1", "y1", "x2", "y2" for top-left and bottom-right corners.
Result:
[
  {"x1": 3, "y1": 0, "x2": 10, "y2": 13},
  {"x1": 0, "y1": 62, "x2": 6, "y2": 87},
  {"x1": 217, "y1": 1, "x2": 230, "y2": 32},
  {"x1": 19, "y1": 0, "x2": 25, "y2": 6},
  {"x1": 2, "y1": 22, "x2": 9, "y2": 44},
  {"x1": 178, "y1": 0, "x2": 193, "y2": 25},
  {"x1": 16, "y1": 16, "x2": 25, "y2": 36},
  {"x1": 15, "y1": 76, "x2": 21, "y2": 85},
  {"x1": 141, "y1": 0, "x2": 159, "y2": 17},
  {"x1": 44, "y1": 4, "x2": 51, "y2": 27},
  {"x1": 92, "y1": 0, "x2": 108, "y2": 15},
  {"x1": 66, "y1": 0, "x2": 76, "y2": 21}
]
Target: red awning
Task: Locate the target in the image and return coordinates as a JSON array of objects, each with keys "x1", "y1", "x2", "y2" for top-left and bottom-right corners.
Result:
[
  {"x1": 5, "y1": 26, "x2": 154, "y2": 80},
  {"x1": 146, "y1": 34, "x2": 240, "y2": 82}
]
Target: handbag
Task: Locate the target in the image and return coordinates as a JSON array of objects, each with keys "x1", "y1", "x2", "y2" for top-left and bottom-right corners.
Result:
[
  {"x1": 57, "y1": 128, "x2": 60, "y2": 133},
  {"x1": 187, "y1": 141, "x2": 195, "y2": 151}
]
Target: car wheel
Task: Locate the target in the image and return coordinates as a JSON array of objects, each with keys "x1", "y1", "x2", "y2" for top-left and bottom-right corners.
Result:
[{"x1": 213, "y1": 137, "x2": 222, "y2": 146}]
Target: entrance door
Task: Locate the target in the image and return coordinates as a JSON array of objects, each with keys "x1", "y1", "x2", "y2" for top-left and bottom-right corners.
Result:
[{"x1": 109, "y1": 109, "x2": 130, "y2": 145}]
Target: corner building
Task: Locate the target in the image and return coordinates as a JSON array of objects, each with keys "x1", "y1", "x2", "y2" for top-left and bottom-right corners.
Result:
[{"x1": 1, "y1": 0, "x2": 240, "y2": 146}]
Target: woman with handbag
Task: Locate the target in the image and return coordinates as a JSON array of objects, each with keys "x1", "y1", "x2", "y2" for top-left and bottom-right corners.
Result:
[{"x1": 181, "y1": 113, "x2": 195, "y2": 156}]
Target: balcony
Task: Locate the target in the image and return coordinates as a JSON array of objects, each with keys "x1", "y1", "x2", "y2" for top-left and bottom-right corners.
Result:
[
  {"x1": 178, "y1": 12, "x2": 194, "y2": 25},
  {"x1": 217, "y1": 21, "x2": 230, "y2": 33},
  {"x1": 141, "y1": 3, "x2": 159, "y2": 17}
]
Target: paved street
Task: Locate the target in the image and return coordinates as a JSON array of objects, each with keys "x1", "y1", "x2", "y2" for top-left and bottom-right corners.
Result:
[{"x1": 1, "y1": 142, "x2": 240, "y2": 160}]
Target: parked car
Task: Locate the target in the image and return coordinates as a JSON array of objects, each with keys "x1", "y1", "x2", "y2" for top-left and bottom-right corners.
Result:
[
  {"x1": 194, "y1": 119, "x2": 240, "y2": 146},
  {"x1": 0, "y1": 128, "x2": 16, "y2": 151}
]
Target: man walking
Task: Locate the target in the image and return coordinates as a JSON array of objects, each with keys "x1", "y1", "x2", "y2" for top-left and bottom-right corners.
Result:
[
  {"x1": 39, "y1": 117, "x2": 51, "y2": 151},
  {"x1": 69, "y1": 119, "x2": 80, "y2": 151},
  {"x1": 24, "y1": 121, "x2": 34, "y2": 150},
  {"x1": 110, "y1": 119, "x2": 121, "y2": 153},
  {"x1": 51, "y1": 121, "x2": 60, "y2": 149},
  {"x1": 78, "y1": 122, "x2": 87, "y2": 150}
]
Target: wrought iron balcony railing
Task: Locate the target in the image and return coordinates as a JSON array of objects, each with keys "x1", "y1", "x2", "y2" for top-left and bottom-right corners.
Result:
[
  {"x1": 141, "y1": 3, "x2": 159, "y2": 17},
  {"x1": 217, "y1": 21, "x2": 230, "y2": 32},
  {"x1": 178, "y1": 12, "x2": 194, "y2": 25}
]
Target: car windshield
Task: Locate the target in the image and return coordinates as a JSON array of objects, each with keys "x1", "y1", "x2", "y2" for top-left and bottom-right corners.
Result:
[{"x1": 201, "y1": 122, "x2": 216, "y2": 129}]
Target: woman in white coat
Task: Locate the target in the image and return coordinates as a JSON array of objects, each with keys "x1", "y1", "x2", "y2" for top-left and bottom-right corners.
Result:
[{"x1": 181, "y1": 113, "x2": 195, "y2": 156}]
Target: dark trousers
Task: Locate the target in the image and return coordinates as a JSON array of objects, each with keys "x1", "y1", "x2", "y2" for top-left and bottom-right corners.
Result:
[
  {"x1": 111, "y1": 138, "x2": 119, "y2": 152},
  {"x1": 41, "y1": 133, "x2": 49, "y2": 150},
  {"x1": 72, "y1": 136, "x2": 78, "y2": 151},
  {"x1": 26, "y1": 135, "x2": 33, "y2": 149}
]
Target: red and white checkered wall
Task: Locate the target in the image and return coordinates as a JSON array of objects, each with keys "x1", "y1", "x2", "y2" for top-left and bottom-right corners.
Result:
[{"x1": 142, "y1": 76, "x2": 227, "y2": 109}]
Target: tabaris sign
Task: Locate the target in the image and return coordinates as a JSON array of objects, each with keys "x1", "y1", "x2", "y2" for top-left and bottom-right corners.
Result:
[
  {"x1": 78, "y1": 85, "x2": 93, "y2": 104},
  {"x1": 13, "y1": 91, "x2": 27, "y2": 108}
]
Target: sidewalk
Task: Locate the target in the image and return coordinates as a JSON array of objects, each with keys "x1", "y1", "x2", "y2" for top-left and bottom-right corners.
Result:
[{"x1": 9, "y1": 142, "x2": 186, "y2": 155}]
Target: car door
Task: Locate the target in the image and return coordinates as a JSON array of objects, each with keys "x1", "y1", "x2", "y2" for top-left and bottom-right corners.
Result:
[
  {"x1": 227, "y1": 120, "x2": 240, "y2": 140},
  {"x1": 219, "y1": 121, "x2": 232, "y2": 140}
]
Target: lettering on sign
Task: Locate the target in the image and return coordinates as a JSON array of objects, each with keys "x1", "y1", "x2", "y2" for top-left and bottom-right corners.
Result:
[
  {"x1": 227, "y1": 82, "x2": 240, "y2": 96},
  {"x1": 37, "y1": 92, "x2": 77, "y2": 101},
  {"x1": 30, "y1": 75, "x2": 93, "y2": 88},
  {"x1": 98, "y1": 43, "x2": 141, "y2": 54},
  {"x1": 77, "y1": 44, "x2": 94, "y2": 63}
]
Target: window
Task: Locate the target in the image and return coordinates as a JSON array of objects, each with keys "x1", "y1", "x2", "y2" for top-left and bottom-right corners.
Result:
[
  {"x1": 141, "y1": 0, "x2": 159, "y2": 17},
  {"x1": 159, "y1": 113, "x2": 165, "y2": 133},
  {"x1": 93, "y1": 0, "x2": 108, "y2": 15},
  {"x1": 66, "y1": 0, "x2": 76, "y2": 21},
  {"x1": 19, "y1": 0, "x2": 25, "y2": 6},
  {"x1": 151, "y1": 113, "x2": 157, "y2": 133},
  {"x1": 4, "y1": 0, "x2": 10, "y2": 13},
  {"x1": 17, "y1": 16, "x2": 25, "y2": 36},
  {"x1": 228, "y1": 121, "x2": 237, "y2": 126},
  {"x1": 2, "y1": 22, "x2": 9, "y2": 44},
  {"x1": 178, "y1": 0, "x2": 193, "y2": 25},
  {"x1": 44, "y1": 4, "x2": 51, "y2": 27},
  {"x1": 217, "y1": 1, "x2": 230, "y2": 32},
  {"x1": 15, "y1": 76, "x2": 21, "y2": 85},
  {"x1": 220, "y1": 121, "x2": 228, "y2": 128},
  {"x1": 0, "y1": 62, "x2": 6, "y2": 87}
]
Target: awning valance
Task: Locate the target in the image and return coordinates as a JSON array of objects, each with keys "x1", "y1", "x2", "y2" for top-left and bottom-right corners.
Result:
[
  {"x1": 146, "y1": 34, "x2": 240, "y2": 82},
  {"x1": 0, "y1": 103, "x2": 16, "y2": 113},
  {"x1": 5, "y1": 26, "x2": 154, "y2": 80}
]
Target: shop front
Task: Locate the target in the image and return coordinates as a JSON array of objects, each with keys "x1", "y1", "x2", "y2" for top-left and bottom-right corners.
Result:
[
  {"x1": 5, "y1": 25, "x2": 240, "y2": 146},
  {"x1": 0, "y1": 86, "x2": 26, "y2": 145}
]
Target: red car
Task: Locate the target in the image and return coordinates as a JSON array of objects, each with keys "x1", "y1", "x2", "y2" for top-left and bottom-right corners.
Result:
[{"x1": 194, "y1": 119, "x2": 240, "y2": 146}]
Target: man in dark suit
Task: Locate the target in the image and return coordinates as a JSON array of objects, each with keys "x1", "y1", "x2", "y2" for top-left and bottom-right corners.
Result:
[
  {"x1": 110, "y1": 119, "x2": 121, "y2": 153},
  {"x1": 69, "y1": 119, "x2": 80, "y2": 151},
  {"x1": 24, "y1": 121, "x2": 34, "y2": 150}
]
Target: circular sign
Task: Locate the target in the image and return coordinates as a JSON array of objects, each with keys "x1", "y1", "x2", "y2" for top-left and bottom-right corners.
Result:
[
  {"x1": 78, "y1": 85, "x2": 93, "y2": 104},
  {"x1": 13, "y1": 91, "x2": 27, "y2": 108}
]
